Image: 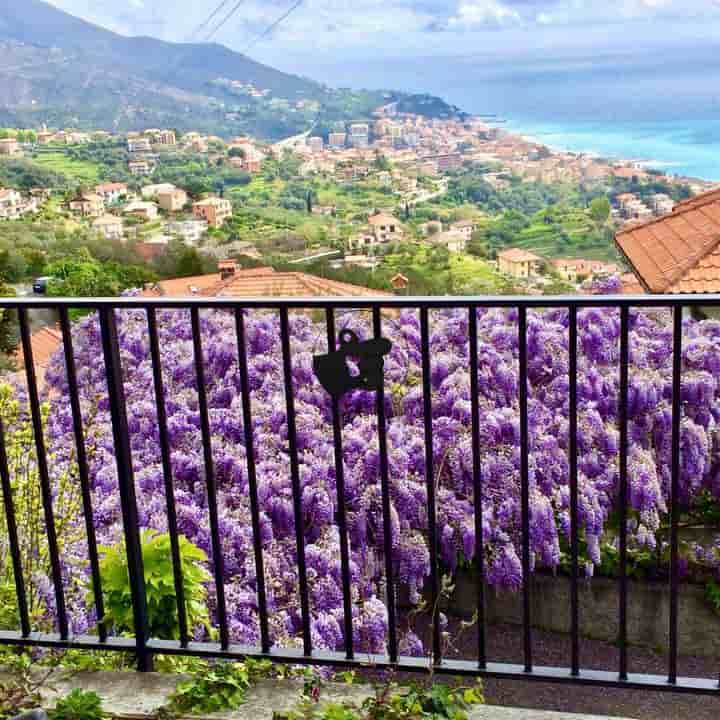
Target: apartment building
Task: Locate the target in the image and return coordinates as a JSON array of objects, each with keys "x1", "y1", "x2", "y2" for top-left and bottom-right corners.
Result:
[{"x1": 192, "y1": 197, "x2": 232, "y2": 227}]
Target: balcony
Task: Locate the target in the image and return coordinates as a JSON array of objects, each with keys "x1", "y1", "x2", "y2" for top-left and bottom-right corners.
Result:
[{"x1": 0, "y1": 293, "x2": 719, "y2": 704}]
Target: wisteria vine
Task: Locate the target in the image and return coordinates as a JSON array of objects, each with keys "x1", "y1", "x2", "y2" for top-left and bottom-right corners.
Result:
[{"x1": 10, "y1": 296, "x2": 720, "y2": 657}]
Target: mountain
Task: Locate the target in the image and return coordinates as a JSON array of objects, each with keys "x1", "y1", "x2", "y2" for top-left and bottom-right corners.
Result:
[
  {"x1": 0, "y1": 0, "x2": 462, "y2": 139},
  {"x1": 0, "y1": 0, "x2": 327, "y2": 138}
]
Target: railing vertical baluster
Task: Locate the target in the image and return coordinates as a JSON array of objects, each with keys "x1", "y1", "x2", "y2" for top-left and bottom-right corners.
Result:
[
  {"x1": 98, "y1": 307, "x2": 152, "y2": 671},
  {"x1": 18, "y1": 307, "x2": 68, "y2": 639},
  {"x1": 235, "y1": 308, "x2": 271, "y2": 654},
  {"x1": 568, "y1": 306, "x2": 579, "y2": 676},
  {"x1": 420, "y1": 307, "x2": 441, "y2": 666},
  {"x1": 518, "y1": 305, "x2": 532, "y2": 673},
  {"x1": 190, "y1": 307, "x2": 230, "y2": 650},
  {"x1": 59, "y1": 307, "x2": 106, "y2": 641},
  {"x1": 147, "y1": 308, "x2": 189, "y2": 647},
  {"x1": 372, "y1": 307, "x2": 398, "y2": 663},
  {"x1": 279, "y1": 307, "x2": 312, "y2": 657},
  {"x1": 618, "y1": 305, "x2": 630, "y2": 681},
  {"x1": 0, "y1": 414, "x2": 30, "y2": 637},
  {"x1": 669, "y1": 305, "x2": 683, "y2": 684},
  {"x1": 326, "y1": 308, "x2": 354, "y2": 660},
  {"x1": 468, "y1": 306, "x2": 486, "y2": 668}
]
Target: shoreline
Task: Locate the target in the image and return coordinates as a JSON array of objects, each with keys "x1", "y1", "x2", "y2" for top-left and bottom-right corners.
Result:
[{"x1": 490, "y1": 119, "x2": 719, "y2": 185}]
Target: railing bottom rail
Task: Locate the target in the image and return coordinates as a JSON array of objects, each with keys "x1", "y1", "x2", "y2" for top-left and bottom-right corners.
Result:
[{"x1": 0, "y1": 631, "x2": 717, "y2": 694}]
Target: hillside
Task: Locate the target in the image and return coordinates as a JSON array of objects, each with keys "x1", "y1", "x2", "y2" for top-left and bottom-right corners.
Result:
[{"x1": 0, "y1": 0, "x2": 460, "y2": 139}]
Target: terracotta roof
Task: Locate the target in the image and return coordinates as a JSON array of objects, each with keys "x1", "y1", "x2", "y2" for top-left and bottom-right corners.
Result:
[
  {"x1": 15, "y1": 325, "x2": 63, "y2": 386},
  {"x1": 368, "y1": 212, "x2": 401, "y2": 226},
  {"x1": 620, "y1": 273, "x2": 645, "y2": 295},
  {"x1": 142, "y1": 273, "x2": 224, "y2": 296},
  {"x1": 615, "y1": 187, "x2": 720, "y2": 293},
  {"x1": 498, "y1": 248, "x2": 541, "y2": 263},
  {"x1": 209, "y1": 271, "x2": 391, "y2": 298}
]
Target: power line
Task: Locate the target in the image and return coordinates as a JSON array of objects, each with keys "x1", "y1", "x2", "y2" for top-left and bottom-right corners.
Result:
[
  {"x1": 242, "y1": 0, "x2": 305, "y2": 53},
  {"x1": 187, "y1": 0, "x2": 233, "y2": 41},
  {"x1": 205, "y1": 0, "x2": 249, "y2": 42}
]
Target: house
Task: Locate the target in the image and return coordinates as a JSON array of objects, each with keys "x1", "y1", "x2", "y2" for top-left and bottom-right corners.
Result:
[
  {"x1": 390, "y1": 273, "x2": 410, "y2": 292},
  {"x1": 497, "y1": 248, "x2": 542, "y2": 278},
  {"x1": 552, "y1": 258, "x2": 620, "y2": 282},
  {"x1": 429, "y1": 230, "x2": 467, "y2": 253},
  {"x1": 143, "y1": 262, "x2": 392, "y2": 298},
  {"x1": 128, "y1": 137, "x2": 152, "y2": 153},
  {"x1": 0, "y1": 138, "x2": 20, "y2": 155},
  {"x1": 36, "y1": 130, "x2": 54, "y2": 145},
  {"x1": 165, "y1": 219, "x2": 209, "y2": 245},
  {"x1": 0, "y1": 189, "x2": 24, "y2": 219},
  {"x1": 368, "y1": 212, "x2": 403, "y2": 243},
  {"x1": 192, "y1": 197, "x2": 232, "y2": 227},
  {"x1": 146, "y1": 129, "x2": 176, "y2": 146},
  {"x1": 92, "y1": 214, "x2": 124, "y2": 241},
  {"x1": 68, "y1": 192, "x2": 104, "y2": 218},
  {"x1": 449, "y1": 219, "x2": 476, "y2": 241},
  {"x1": 142, "y1": 183, "x2": 177, "y2": 199},
  {"x1": 123, "y1": 200, "x2": 158, "y2": 221},
  {"x1": 157, "y1": 188, "x2": 188, "y2": 213},
  {"x1": 308, "y1": 136, "x2": 324, "y2": 153},
  {"x1": 128, "y1": 160, "x2": 154, "y2": 176},
  {"x1": 649, "y1": 193, "x2": 675, "y2": 216},
  {"x1": 615, "y1": 187, "x2": 720, "y2": 293},
  {"x1": 95, "y1": 182, "x2": 128, "y2": 206},
  {"x1": 327, "y1": 132, "x2": 347, "y2": 149}
]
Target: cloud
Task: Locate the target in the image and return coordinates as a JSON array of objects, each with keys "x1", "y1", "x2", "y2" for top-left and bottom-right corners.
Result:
[
  {"x1": 44, "y1": 0, "x2": 720, "y2": 54},
  {"x1": 447, "y1": 0, "x2": 522, "y2": 29}
]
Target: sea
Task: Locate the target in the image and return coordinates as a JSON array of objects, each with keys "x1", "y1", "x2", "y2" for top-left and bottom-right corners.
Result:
[{"x1": 286, "y1": 47, "x2": 720, "y2": 181}]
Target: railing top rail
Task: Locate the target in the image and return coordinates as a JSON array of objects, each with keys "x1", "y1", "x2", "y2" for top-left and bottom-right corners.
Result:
[{"x1": 1, "y1": 293, "x2": 719, "y2": 309}]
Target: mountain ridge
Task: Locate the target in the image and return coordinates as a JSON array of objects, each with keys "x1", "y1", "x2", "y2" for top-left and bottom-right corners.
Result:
[{"x1": 0, "y1": 0, "x2": 462, "y2": 139}]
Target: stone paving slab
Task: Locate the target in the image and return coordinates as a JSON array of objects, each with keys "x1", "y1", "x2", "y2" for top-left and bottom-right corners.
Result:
[{"x1": 35, "y1": 672, "x2": 633, "y2": 720}]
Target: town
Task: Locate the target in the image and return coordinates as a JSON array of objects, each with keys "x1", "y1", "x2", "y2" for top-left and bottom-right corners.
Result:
[{"x1": 0, "y1": 103, "x2": 716, "y2": 312}]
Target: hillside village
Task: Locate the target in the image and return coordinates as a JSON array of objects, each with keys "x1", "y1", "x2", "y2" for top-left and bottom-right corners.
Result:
[{"x1": 0, "y1": 103, "x2": 716, "y2": 299}]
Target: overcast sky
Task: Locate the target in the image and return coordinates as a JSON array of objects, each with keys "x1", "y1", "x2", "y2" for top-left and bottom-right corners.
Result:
[{"x1": 47, "y1": 0, "x2": 720, "y2": 64}]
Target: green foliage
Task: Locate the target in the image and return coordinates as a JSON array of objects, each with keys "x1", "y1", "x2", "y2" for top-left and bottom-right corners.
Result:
[
  {"x1": 45, "y1": 248, "x2": 156, "y2": 299},
  {"x1": 0, "y1": 384, "x2": 84, "y2": 630},
  {"x1": 167, "y1": 660, "x2": 275, "y2": 715},
  {"x1": 276, "y1": 681, "x2": 484, "y2": 720},
  {"x1": 589, "y1": 196, "x2": 611, "y2": 223},
  {"x1": 48, "y1": 689, "x2": 105, "y2": 720},
  {"x1": 0, "y1": 654, "x2": 54, "y2": 720},
  {"x1": 93, "y1": 531, "x2": 211, "y2": 640},
  {"x1": 704, "y1": 579, "x2": 720, "y2": 615}
]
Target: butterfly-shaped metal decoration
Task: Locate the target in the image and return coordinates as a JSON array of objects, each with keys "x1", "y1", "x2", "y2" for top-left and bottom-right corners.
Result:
[{"x1": 313, "y1": 329, "x2": 392, "y2": 398}]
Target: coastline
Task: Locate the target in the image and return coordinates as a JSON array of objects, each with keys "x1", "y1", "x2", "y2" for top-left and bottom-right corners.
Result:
[{"x1": 494, "y1": 117, "x2": 720, "y2": 183}]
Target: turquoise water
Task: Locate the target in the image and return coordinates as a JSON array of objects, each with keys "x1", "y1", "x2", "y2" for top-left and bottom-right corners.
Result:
[{"x1": 289, "y1": 48, "x2": 720, "y2": 181}]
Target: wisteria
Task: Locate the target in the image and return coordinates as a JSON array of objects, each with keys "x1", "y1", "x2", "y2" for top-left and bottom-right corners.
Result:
[{"x1": 8, "y1": 300, "x2": 720, "y2": 657}]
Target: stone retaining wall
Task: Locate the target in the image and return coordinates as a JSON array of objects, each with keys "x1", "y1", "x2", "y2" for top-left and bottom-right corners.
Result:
[{"x1": 442, "y1": 569, "x2": 720, "y2": 657}]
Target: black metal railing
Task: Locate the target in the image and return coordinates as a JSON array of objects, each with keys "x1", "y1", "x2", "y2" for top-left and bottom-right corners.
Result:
[{"x1": 0, "y1": 293, "x2": 718, "y2": 696}]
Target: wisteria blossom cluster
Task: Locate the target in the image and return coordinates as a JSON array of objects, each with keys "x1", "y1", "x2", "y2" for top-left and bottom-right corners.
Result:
[{"x1": 22, "y1": 302, "x2": 720, "y2": 656}]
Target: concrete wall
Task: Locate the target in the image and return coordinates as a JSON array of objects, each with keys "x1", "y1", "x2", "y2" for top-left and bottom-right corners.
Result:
[{"x1": 442, "y1": 568, "x2": 720, "y2": 657}]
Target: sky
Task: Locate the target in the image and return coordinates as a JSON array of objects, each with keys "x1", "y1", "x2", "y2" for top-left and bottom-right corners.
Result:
[{"x1": 46, "y1": 0, "x2": 720, "y2": 65}]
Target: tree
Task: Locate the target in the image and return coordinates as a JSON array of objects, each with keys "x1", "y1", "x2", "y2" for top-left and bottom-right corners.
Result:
[
  {"x1": 589, "y1": 196, "x2": 611, "y2": 224},
  {"x1": 228, "y1": 147, "x2": 246, "y2": 159},
  {"x1": 467, "y1": 230, "x2": 488, "y2": 259}
]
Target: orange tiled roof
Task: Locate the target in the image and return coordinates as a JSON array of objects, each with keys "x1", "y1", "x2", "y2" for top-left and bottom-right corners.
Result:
[
  {"x1": 615, "y1": 187, "x2": 720, "y2": 294},
  {"x1": 143, "y1": 267, "x2": 389, "y2": 298},
  {"x1": 498, "y1": 248, "x2": 541, "y2": 263},
  {"x1": 208, "y1": 271, "x2": 391, "y2": 298},
  {"x1": 15, "y1": 326, "x2": 63, "y2": 385}
]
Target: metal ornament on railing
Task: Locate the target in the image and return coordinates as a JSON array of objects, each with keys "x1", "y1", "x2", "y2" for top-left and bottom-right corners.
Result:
[{"x1": 313, "y1": 329, "x2": 392, "y2": 398}]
